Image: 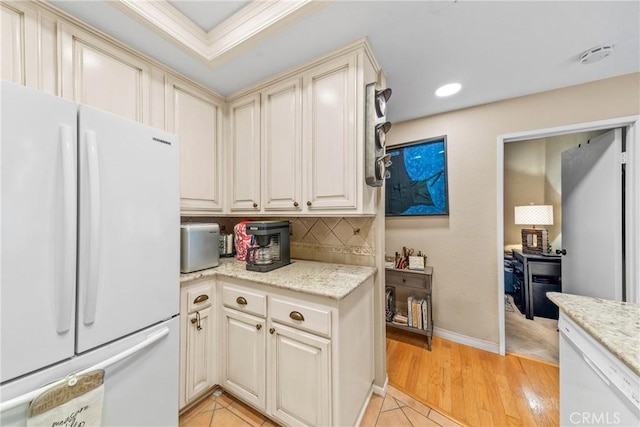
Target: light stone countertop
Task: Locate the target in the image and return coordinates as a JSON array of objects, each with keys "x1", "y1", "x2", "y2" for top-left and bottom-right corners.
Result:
[
  {"x1": 180, "y1": 258, "x2": 376, "y2": 300},
  {"x1": 547, "y1": 292, "x2": 640, "y2": 376}
]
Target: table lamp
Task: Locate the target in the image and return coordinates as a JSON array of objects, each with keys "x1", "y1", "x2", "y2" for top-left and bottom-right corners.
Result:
[{"x1": 514, "y1": 204, "x2": 554, "y2": 254}]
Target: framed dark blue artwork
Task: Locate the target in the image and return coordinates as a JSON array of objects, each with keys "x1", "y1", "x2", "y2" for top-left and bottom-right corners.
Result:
[{"x1": 385, "y1": 136, "x2": 449, "y2": 216}]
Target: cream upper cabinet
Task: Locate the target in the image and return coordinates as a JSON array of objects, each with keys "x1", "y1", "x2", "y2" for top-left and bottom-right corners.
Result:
[
  {"x1": 226, "y1": 46, "x2": 378, "y2": 216},
  {"x1": 1, "y1": 2, "x2": 35, "y2": 86},
  {"x1": 1, "y1": 1, "x2": 56, "y2": 95},
  {"x1": 60, "y1": 23, "x2": 150, "y2": 124},
  {"x1": 262, "y1": 77, "x2": 303, "y2": 212},
  {"x1": 303, "y1": 54, "x2": 358, "y2": 212},
  {"x1": 167, "y1": 77, "x2": 224, "y2": 215},
  {"x1": 228, "y1": 93, "x2": 261, "y2": 212}
]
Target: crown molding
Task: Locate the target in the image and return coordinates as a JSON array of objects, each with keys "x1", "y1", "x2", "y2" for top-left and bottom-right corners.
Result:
[{"x1": 111, "y1": 0, "x2": 331, "y2": 66}]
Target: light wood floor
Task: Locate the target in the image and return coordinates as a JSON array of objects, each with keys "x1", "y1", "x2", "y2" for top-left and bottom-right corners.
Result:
[{"x1": 386, "y1": 327, "x2": 559, "y2": 426}]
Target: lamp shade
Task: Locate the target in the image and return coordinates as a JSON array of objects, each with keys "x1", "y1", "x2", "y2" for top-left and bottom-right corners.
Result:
[{"x1": 514, "y1": 205, "x2": 554, "y2": 226}]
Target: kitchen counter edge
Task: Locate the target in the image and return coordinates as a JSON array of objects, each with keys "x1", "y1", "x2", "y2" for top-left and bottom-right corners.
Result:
[
  {"x1": 547, "y1": 292, "x2": 640, "y2": 376},
  {"x1": 180, "y1": 258, "x2": 377, "y2": 301}
]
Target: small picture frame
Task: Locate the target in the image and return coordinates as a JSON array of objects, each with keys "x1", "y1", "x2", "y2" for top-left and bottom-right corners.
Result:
[{"x1": 408, "y1": 256, "x2": 425, "y2": 271}]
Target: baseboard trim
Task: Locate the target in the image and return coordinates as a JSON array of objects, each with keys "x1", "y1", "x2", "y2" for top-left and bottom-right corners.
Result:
[
  {"x1": 371, "y1": 375, "x2": 388, "y2": 396},
  {"x1": 353, "y1": 386, "x2": 374, "y2": 427},
  {"x1": 434, "y1": 327, "x2": 500, "y2": 354}
]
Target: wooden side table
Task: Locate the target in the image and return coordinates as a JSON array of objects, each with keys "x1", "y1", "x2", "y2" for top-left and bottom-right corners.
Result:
[{"x1": 385, "y1": 267, "x2": 433, "y2": 350}]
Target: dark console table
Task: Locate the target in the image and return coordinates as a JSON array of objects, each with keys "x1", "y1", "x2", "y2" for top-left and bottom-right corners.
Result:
[{"x1": 512, "y1": 250, "x2": 561, "y2": 320}]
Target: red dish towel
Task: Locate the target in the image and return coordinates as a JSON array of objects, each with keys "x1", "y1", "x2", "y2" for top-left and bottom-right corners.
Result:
[{"x1": 233, "y1": 221, "x2": 254, "y2": 261}]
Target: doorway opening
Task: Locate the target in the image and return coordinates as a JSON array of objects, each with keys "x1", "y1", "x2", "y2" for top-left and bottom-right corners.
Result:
[
  {"x1": 503, "y1": 130, "x2": 607, "y2": 363},
  {"x1": 496, "y1": 115, "x2": 639, "y2": 358}
]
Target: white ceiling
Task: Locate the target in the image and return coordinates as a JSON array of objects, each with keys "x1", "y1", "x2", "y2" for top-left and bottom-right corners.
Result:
[{"x1": 49, "y1": 0, "x2": 640, "y2": 123}]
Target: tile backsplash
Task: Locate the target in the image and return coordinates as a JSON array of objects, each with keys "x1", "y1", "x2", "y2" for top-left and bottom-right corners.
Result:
[{"x1": 181, "y1": 216, "x2": 376, "y2": 267}]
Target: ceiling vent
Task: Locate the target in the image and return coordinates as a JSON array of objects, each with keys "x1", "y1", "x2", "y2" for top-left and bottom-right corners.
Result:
[{"x1": 580, "y1": 44, "x2": 614, "y2": 64}]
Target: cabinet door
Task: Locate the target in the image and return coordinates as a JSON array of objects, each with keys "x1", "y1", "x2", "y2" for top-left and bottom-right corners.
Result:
[
  {"x1": 221, "y1": 307, "x2": 266, "y2": 411},
  {"x1": 179, "y1": 280, "x2": 214, "y2": 410},
  {"x1": 1, "y1": 2, "x2": 36, "y2": 87},
  {"x1": 228, "y1": 93, "x2": 261, "y2": 212},
  {"x1": 303, "y1": 54, "x2": 357, "y2": 211},
  {"x1": 60, "y1": 23, "x2": 150, "y2": 123},
  {"x1": 166, "y1": 77, "x2": 224, "y2": 214},
  {"x1": 268, "y1": 322, "x2": 330, "y2": 427},
  {"x1": 262, "y1": 77, "x2": 303, "y2": 212},
  {"x1": 185, "y1": 306, "x2": 214, "y2": 403}
]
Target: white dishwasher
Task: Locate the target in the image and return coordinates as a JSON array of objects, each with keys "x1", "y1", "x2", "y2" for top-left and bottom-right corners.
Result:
[{"x1": 559, "y1": 313, "x2": 640, "y2": 426}]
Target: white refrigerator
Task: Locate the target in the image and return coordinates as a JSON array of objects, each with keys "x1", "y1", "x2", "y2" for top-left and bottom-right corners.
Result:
[{"x1": 0, "y1": 81, "x2": 180, "y2": 426}]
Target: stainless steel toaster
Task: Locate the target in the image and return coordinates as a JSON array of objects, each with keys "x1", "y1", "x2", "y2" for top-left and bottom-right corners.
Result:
[{"x1": 180, "y1": 223, "x2": 220, "y2": 273}]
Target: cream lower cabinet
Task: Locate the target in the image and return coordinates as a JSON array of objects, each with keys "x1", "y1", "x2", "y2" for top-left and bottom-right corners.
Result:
[
  {"x1": 180, "y1": 279, "x2": 216, "y2": 410},
  {"x1": 268, "y1": 322, "x2": 330, "y2": 426},
  {"x1": 220, "y1": 307, "x2": 266, "y2": 410},
  {"x1": 218, "y1": 277, "x2": 374, "y2": 426}
]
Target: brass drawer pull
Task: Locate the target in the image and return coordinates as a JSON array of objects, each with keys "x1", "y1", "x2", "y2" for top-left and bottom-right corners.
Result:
[
  {"x1": 236, "y1": 296, "x2": 248, "y2": 305},
  {"x1": 193, "y1": 294, "x2": 209, "y2": 304},
  {"x1": 256, "y1": 324, "x2": 262, "y2": 330},
  {"x1": 269, "y1": 328, "x2": 275, "y2": 334},
  {"x1": 253, "y1": 202, "x2": 258, "y2": 208},
  {"x1": 289, "y1": 311, "x2": 305, "y2": 321}
]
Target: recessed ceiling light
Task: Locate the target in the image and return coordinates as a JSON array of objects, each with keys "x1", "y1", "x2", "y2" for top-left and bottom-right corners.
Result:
[{"x1": 435, "y1": 83, "x2": 461, "y2": 97}]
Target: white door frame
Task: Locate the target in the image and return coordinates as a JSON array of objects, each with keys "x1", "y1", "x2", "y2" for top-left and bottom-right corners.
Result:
[{"x1": 496, "y1": 115, "x2": 639, "y2": 356}]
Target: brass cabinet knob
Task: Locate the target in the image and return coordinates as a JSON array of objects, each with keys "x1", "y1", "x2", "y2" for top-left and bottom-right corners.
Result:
[
  {"x1": 190, "y1": 318, "x2": 197, "y2": 324},
  {"x1": 269, "y1": 328, "x2": 275, "y2": 334},
  {"x1": 253, "y1": 202, "x2": 258, "y2": 208},
  {"x1": 236, "y1": 296, "x2": 247, "y2": 305},
  {"x1": 293, "y1": 201, "x2": 299, "y2": 207},
  {"x1": 289, "y1": 311, "x2": 305, "y2": 321},
  {"x1": 256, "y1": 324, "x2": 262, "y2": 330},
  {"x1": 306, "y1": 201, "x2": 312, "y2": 206}
]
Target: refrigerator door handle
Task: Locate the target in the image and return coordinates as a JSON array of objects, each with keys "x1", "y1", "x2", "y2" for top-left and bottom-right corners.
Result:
[
  {"x1": 57, "y1": 125, "x2": 76, "y2": 333},
  {"x1": 0, "y1": 327, "x2": 170, "y2": 413},
  {"x1": 84, "y1": 131, "x2": 101, "y2": 325}
]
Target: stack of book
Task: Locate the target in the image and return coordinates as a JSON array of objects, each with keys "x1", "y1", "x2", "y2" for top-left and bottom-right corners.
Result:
[
  {"x1": 392, "y1": 313, "x2": 408, "y2": 325},
  {"x1": 407, "y1": 295, "x2": 429, "y2": 330}
]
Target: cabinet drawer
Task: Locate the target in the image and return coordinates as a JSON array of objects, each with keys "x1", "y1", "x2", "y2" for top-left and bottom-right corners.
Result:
[
  {"x1": 269, "y1": 296, "x2": 331, "y2": 337},
  {"x1": 529, "y1": 261, "x2": 561, "y2": 277},
  {"x1": 186, "y1": 282, "x2": 213, "y2": 313},
  {"x1": 386, "y1": 270, "x2": 429, "y2": 291},
  {"x1": 222, "y1": 285, "x2": 267, "y2": 318}
]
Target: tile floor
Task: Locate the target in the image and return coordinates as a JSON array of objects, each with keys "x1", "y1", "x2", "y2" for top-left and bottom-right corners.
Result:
[{"x1": 179, "y1": 386, "x2": 463, "y2": 427}]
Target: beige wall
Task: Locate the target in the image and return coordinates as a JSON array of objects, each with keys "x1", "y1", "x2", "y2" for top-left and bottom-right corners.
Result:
[
  {"x1": 504, "y1": 139, "x2": 546, "y2": 245},
  {"x1": 504, "y1": 130, "x2": 606, "y2": 250},
  {"x1": 385, "y1": 73, "x2": 640, "y2": 344}
]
